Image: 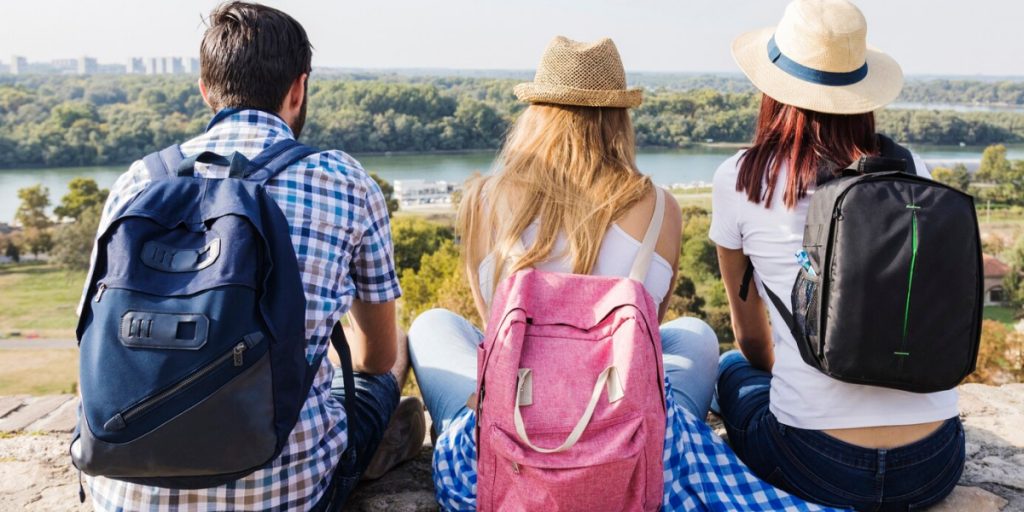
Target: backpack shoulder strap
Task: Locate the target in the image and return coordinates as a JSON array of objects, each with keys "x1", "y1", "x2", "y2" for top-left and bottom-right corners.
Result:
[
  {"x1": 628, "y1": 186, "x2": 666, "y2": 282},
  {"x1": 739, "y1": 259, "x2": 797, "y2": 333},
  {"x1": 142, "y1": 145, "x2": 184, "y2": 181},
  {"x1": 245, "y1": 139, "x2": 321, "y2": 185},
  {"x1": 328, "y1": 322, "x2": 357, "y2": 427}
]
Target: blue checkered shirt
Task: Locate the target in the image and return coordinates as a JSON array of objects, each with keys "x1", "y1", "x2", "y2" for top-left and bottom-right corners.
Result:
[
  {"x1": 82, "y1": 109, "x2": 402, "y2": 511},
  {"x1": 432, "y1": 379, "x2": 844, "y2": 511}
]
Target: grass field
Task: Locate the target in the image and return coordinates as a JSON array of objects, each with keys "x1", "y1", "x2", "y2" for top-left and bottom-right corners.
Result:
[
  {"x1": 0, "y1": 263, "x2": 85, "y2": 339},
  {"x1": 984, "y1": 306, "x2": 1020, "y2": 326},
  {"x1": 0, "y1": 349, "x2": 78, "y2": 395}
]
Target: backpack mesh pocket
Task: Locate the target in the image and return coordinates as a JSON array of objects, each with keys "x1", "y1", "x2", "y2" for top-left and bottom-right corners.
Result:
[{"x1": 791, "y1": 269, "x2": 821, "y2": 361}]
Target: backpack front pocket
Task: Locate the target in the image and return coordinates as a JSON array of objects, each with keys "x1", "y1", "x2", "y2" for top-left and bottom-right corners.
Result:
[{"x1": 485, "y1": 414, "x2": 646, "y2": 511}]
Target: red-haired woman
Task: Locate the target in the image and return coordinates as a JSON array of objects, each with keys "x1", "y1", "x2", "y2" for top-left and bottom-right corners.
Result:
[{"x1": 711, "y1": 0, "x2": 965, "y2": 510}]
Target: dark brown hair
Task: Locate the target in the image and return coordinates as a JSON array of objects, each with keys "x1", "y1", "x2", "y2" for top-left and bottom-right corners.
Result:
[
  {"x1": 200, "y1": 2, "x2": 312, "y2": 112},
  {"x1": 737, "y1": 94, "x2": 878, "y2": 209}
]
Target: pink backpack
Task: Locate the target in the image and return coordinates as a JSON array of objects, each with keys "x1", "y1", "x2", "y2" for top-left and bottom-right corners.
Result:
[{"x1": 476, "y1": 191, "x2": 667, "y2": 511}]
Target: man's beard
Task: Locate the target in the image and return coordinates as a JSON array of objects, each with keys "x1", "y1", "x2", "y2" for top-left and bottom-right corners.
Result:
[{"x1": 291, "y1": 95, "x2": 307, "y2": 139}]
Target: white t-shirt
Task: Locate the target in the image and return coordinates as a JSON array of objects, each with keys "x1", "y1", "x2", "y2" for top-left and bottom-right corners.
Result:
[{"x1": 709, "y1": 150, "x2": 959, "y2": 430}]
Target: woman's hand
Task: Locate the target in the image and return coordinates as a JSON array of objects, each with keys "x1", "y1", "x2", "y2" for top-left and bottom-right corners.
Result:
[{"x1": 717, "y1": 246, "x2": 775, "y2": 372}]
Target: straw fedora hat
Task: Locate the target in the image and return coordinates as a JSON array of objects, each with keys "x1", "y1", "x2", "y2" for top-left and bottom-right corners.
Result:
[
  {"x1": 732, "y1": 0, "x2": 902, "y2": 114},
  {"x1": 515, "y1": 36, "x2": 643, "y2": 108}
]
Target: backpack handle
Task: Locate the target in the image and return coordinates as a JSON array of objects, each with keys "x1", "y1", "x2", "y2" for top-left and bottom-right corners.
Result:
[
  {"x1": 842, "y1": 155, "x2": 908, "y2": 177},
  {"x1": 513, "y1": 366, "x2": 623, "y2": 454},
  {"x1": 176, "y1": 151, "x2": 250, "y2": 178}
]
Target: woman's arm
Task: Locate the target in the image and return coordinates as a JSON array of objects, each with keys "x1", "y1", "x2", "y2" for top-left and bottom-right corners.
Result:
[{"x1": 716, "y1": 246, "x2": 775, "y2": 371}]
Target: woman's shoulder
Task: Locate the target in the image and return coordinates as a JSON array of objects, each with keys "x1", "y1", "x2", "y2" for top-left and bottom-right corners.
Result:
[{"x1": 712, "y1": 150, "x2": 747, "y2": 183}]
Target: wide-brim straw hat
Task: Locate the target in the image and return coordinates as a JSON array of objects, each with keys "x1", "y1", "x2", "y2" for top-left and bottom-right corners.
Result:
[
  {"x1": 732, "y1": 0, "x2": 903, "y2": 114},
  {"x1": 515, "y1": 36, "x2": 643, "y2": 108}
]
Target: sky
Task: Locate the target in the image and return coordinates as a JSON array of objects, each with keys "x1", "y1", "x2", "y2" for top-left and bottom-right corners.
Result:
[{"x1": 1, "y1": 0, "x2": 1022, "y2": 76}]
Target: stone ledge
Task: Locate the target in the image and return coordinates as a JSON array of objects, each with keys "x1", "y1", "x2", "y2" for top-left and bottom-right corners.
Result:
[{"x1": 0, "y1": 384, "x2": 1020, "y2": 510}]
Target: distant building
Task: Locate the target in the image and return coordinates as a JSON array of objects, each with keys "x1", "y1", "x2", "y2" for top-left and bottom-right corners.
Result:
[
  {"x1": 77, "y1": 56, "x2": 98, "y2": 75},
  {"x1": 166, "y1": 57, "x2": 184, "y2": 74},
  {"x1": 984, "y1": 254, "x2": 1012, "y2": 306},
  {"x1": 0, "y1": 62, "x2": 8, "y2": 74},
  {"x1": 97, "y1": 63, "x2": 126, "y2": 75},
  {"x1": 393, "y1": 180, "x2": 457, "y2": 206},
  {"x1": 50, "y1": 59, "x2": 76, "y2": 73},
  {"x1": 10, "y1": 55, "x2": 27, "y2": 74},
  {"x1": 186, "y1": 58, "x2": 200, "y2": 74},
  {"x1": 126, "y1": 57, "x2": 145, "y2": 74}
]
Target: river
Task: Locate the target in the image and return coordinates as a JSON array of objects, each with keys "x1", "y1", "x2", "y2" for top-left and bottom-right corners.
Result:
[{"x1": 2, "y1": 144, "x2": 1023, "y2": 223}]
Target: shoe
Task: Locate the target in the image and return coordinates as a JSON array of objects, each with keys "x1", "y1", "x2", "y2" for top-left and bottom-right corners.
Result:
[{"x1": 361, "y1": 396, "x2": 426, "y2": 480}]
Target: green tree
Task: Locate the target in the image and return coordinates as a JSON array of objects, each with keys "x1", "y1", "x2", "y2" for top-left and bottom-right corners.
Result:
[
  {"x1": 4, "y1": 239, "x2": 19, "y2": 263},
  {"x1": 679, "y1": 208, "x2": 719, "y2": 279},
  {"x1": 1004, "y1": 236, "x2": 1024, "y2": 304},
  {"x1": 398, "y1": 239, "x2": 478, "y2": 328},
  {"x1": 930, "y1": 164, "x2": 971, "y2": 192},
  {"x1": 52, "y1": 203, "x2": 102, "y2": 271},
  {"x1": 664, "y1": 275, "x2": 706, "y2": 321},
  {"x1": 976, "y1": 144, "x2": 1011, "y2": 183},
  {"x1": 15, "y1": 184, "x2": 51, "y2": 229},
  {"x1": 391, "y1": 216, "x2": 455, "y2": 273},
  {"x1": 54, "y1": 177, "x2": 109, "y2": 220},
  {"x1": 15, "y1": 185, "x2": 54, "y2": 257}
]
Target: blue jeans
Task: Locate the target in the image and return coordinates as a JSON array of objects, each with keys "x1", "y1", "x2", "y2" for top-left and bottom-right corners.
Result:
[
  {"x1": 310, "y1": 369, "x2": 400, "y2": 512},
  {"x1": 408, "y1": 308, "x2": 720, "y2": 436},
  {"x1": 715, "y1": 350, "x2": 965, "y2": 511}
]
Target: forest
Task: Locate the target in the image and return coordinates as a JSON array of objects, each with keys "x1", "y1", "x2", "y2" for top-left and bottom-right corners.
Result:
[{"x1": 1, "y1": 74, "x2": 1023, "y2": 168}]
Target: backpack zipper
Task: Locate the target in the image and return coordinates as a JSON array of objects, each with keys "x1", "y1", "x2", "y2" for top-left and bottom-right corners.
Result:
[
  {"x1": 103, "y1": 332, "x2": 264, "y2": 431},
  {"x1": 897, "y1": 203, "x2": 921, "y2": 366},
  {"x1": 94, "y1": 283, "x2": 107, "y2": 303}
]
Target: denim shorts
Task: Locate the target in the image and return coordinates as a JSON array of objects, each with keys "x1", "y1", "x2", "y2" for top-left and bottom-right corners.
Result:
[
  {"x1": 309, "y1": 369, "x2": 400, "y2": 512},
  {"x1": 716, "y1": 350, "x2": 965, "y2": 511}
]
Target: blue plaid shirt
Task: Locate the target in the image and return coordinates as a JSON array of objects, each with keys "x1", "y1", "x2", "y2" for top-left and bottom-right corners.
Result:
[
  {"x1": 432, "y1": 379, "x2": 844, "y2": 512},
  {"x1": 83, "y1": 109, "x2": 402, "y2": 511}
]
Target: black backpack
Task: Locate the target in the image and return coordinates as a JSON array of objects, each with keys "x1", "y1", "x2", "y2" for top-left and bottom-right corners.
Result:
[{"x1": 741, "y1": 136, "x2": 983, "y2": 393}]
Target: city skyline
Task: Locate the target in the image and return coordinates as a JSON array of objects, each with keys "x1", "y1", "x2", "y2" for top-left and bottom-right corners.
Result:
[
  {"x1": 1, "y1": 55, "x2": 200, "y2": 76},
  {"x1": 0, "y1": 1, "x2": 1023, "y2": 76}
]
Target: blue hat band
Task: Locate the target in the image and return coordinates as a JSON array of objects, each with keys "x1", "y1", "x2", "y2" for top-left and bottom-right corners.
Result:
[{"x1": 767, "y1": 35, "x2": 868, "y2": 87}]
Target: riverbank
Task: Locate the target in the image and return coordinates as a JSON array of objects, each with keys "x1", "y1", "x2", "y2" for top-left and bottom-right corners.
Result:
[{"x1": 6, "y1": 143, "x2": 1022, "y2": 225}]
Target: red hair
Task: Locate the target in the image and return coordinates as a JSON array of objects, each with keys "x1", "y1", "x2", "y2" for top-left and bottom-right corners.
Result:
[{"x1": 737, "y1": 94, "x2": 878, "y2": 209}]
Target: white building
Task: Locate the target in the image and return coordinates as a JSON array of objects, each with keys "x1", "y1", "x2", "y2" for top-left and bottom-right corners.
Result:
[
  {"x1": 126, "y1": 58, "x2": 145, "y2": 74},
  {"x1": 10, "y1": 56, "x2": 28, "y2": 74},
  {"x1": 77, "y1": 56, "x2": 98, "y2": 75},
  {"x1": 393, "y1": 180, "x2": 457, "y2": 206}
]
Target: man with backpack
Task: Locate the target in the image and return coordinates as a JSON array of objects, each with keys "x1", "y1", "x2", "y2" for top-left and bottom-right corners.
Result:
[{"x1": 72, "y1": 3, "x2": 424, "y2": 510}]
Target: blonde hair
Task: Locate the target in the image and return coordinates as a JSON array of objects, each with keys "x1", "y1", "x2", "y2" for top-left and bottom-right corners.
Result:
[{"x1": 458, "y1": 103, "x2": 652, "y2": 294}]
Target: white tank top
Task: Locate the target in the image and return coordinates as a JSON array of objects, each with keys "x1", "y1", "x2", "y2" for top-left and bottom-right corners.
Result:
[
  {"x1": 479, "y1": 191, "x2": 674, "y2": 307},
  {"x1": 709, "y1": 150, "x2": 958, "y2": 430}
]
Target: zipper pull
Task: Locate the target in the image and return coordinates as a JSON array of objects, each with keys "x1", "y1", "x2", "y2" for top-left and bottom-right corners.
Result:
[
  {"x1": 511, "y1": 462, "x2": 520, "y2": 475},
  {"x1": 233, "y1": 342, "x2": 246, "y2": 366},
  {"x1": 94, "y1": 284, "x2": 107, "y2": 303},
  {"x1": 78, "y1": 470, "x2": 85, "y2": 503}
]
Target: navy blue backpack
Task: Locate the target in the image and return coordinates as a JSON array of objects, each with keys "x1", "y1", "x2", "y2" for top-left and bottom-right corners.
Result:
[{"x1": 72, "y1": 139, "x2": 353, "y2": 489}]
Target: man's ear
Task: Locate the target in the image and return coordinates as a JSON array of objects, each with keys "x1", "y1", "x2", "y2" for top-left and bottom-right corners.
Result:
[{"x1": 198, "y1": 78, "x2": 214, "y2": 111}]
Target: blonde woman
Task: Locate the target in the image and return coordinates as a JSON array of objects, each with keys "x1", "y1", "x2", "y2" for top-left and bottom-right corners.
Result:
[
  {"x1": 712, "y1": 1, "x2": 965, "y2": 510},
  {"x1": 409, "y1": 36, "x2": 837, "y2": 511}
]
